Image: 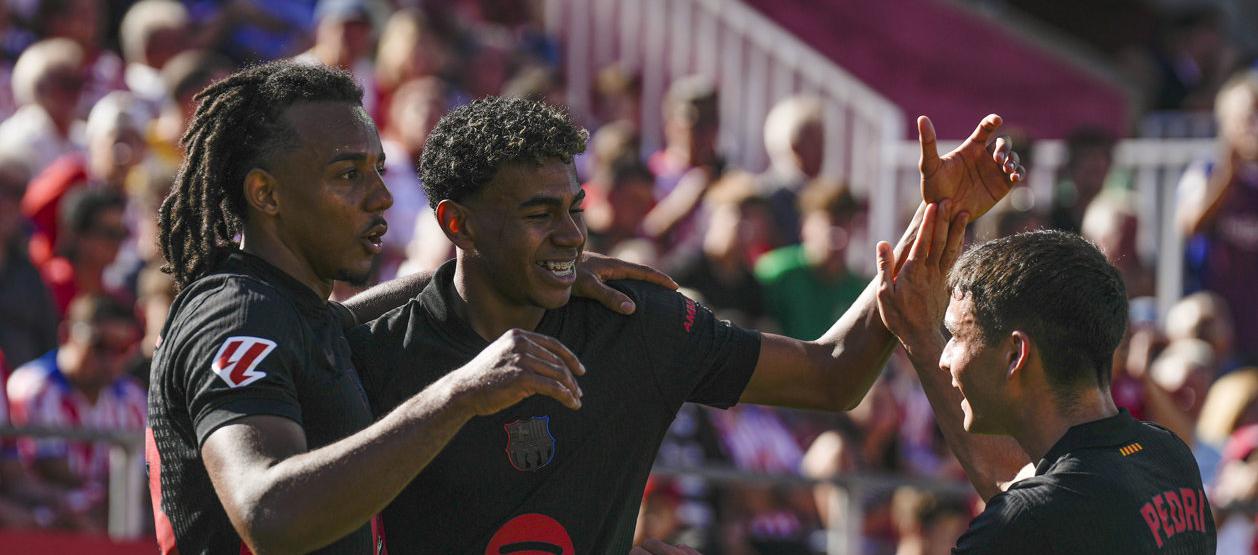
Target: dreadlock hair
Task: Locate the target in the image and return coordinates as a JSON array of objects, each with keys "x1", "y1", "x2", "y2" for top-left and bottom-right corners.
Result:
[
  {"x1": 158, "y1": 60, "x2": 362, "y2": 290},
  {"x1": 420, "y1": 96, "x2": 588, "y2": 208}
]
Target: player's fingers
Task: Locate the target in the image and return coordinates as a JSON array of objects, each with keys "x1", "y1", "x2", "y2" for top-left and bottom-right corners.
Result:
[
  {"x1": 927, "y1": 200, "x2": 950, "y2": 267},
  {"x1": 917, "y1": 115, "x2": 939, "y2": 173},
  {"x1": 875, "y1": 241, "x2": 895, "y2": 304},
  {"x1": 967, "y1": 113, "x2": 1003, "y2": 149},
  {"x1": 521, "y1": 352, "x2": 583, "y2": 401},
  {"x1": 585, "y1": 279, "x2": 639, "y2": 315},
  {"x1": 942, "y1": 211, "x2": 969, "y2": 270},
  {"x1": 523, "y1": 332, "x2": 587, "y2": 377},
  {"x1": 1003, "y1": 150, "x2": 1021, "y2": 175},
  {"x1": 521, "y1": 371, "x2": 582, "y2": 411},
  {"x1": 990, "y1": 136, "x2": 1010, "y2": 165},
  {"x1": 907, "y1": 202, "x2": 938, "y2": 263},
  {"x1": 678, "y1": 546, "x2": 703, "y2": 555},
  {"x1": 589, "y1": 257, "x2": 679, "y2": 291}
]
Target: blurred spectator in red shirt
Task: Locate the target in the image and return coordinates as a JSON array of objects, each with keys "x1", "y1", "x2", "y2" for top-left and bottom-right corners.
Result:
[
  {"x1": 381, "y1": 77, "x2": 449, "y2": 279},
  {"x1": 39, "y1": 188, "x2": 130, "y2": 319}
]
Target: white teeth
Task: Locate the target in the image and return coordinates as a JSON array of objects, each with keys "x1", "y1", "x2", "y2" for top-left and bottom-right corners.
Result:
[{"x1": 538, "y1": 260, "x2": 576, "y2": 276}]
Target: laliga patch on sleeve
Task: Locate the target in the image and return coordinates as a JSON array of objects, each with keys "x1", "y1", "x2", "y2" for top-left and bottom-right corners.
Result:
[{"x1": 210, "y1": 336, "x2": 277, "y2": 388}]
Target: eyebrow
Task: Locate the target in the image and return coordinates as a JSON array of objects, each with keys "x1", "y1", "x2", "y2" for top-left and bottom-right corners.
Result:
[
  {"x1": 326, "y1": 151, "x2": 385, "y2": 165},
  {"x1": 519, "y1": 189, "x2": 586, "y2": 210}
]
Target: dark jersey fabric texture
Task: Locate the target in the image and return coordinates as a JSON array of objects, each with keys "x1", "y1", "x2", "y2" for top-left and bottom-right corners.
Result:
[
  {"x1": 348, "y1": 260, "x2": 763, "y2": 554},
  {"x1": 146, "y1": 251, "x2": 377, "y2": 555},
  {"x1": 953, "y1": 409, "x2": 1215, "y2": 554}
]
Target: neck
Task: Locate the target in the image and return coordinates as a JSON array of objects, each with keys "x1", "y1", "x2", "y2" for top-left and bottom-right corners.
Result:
[
  {"x1": 1010, "y1": 386, "x2": 1118, "y2": 462},
  {"x1": 453, "y1": 254, "x2": 545, "y2": 341},
  {"x1": 240, "y1": 226, "x2": 333, "y2": 299}
]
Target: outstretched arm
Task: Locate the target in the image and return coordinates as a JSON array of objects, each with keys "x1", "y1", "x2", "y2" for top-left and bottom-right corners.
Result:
[
  {"x1": 340, "y1": 252, "x2": 679, "y2": 323},
  {"x1": 738, "y1": 114, "x2": 1024, "y2": 412},
  {"x1": 874, "y1": 203, "x2": 1029, "y2": 501}
]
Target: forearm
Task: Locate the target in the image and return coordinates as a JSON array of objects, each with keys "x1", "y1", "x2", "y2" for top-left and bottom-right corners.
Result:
[
  {"x1": 234, "y1": 377, "x2": 474, "y2": 552},
  {"x1": 642, "y1": 179, "x2": 706, "y2": 240},
  {"x1": 900, "y1": 332, "x2": 1027, "y2": 500},
  {"x1": 340, "y1": 269, "x2": 434, "y2": 324},
  {"x1": 1182, "y1": 160, "x2": 1235, "y2": 236}
]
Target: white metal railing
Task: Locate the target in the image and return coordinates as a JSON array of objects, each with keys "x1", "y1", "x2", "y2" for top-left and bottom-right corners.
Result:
[
  {"x1": 0, "y1": 425, "x2": 146, "y2": 540},
  {"x1": 889, "y1": 138, "x2": 1218, "y2": 321},
  {"x1": 544, "y1": 0, "x2": 908, "y2": 243}
]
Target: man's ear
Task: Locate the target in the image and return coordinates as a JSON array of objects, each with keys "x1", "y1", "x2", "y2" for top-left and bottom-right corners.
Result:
[
  {"x1": 435, "y1": 199, "x2": 474, "y2": 250},
  {"x1": 1007, "y1": 330, "x2": 1033, "y2": 380},
  {"x1": 243, "y1": 168, "x2": 280, "y2": 216}
]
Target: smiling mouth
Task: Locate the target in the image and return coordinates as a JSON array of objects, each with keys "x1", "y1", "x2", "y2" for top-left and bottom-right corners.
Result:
[{"x1": 537, "y1": 259, "x2": 576, "y2": 280}]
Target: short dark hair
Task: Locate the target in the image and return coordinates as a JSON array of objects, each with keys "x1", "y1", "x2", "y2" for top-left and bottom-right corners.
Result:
[
  {"x1": 420, "y1": 96, "x2": 587, "y2": 208},
  {"x1": 158, "y1": 60, "x2": 363, "y2": 289},
  {"x1": 60, "y1": 187, "x2": 127, "y2": 234},
  {"x1": 948, "y1": 230, "x2": 1128, "y2": 393},
  {"x1": 66, "y1": 294, "x2": 136, "y2": 327}
]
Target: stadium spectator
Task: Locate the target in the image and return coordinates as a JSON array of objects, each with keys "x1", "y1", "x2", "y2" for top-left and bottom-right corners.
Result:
[
  {"x1": 667, "y1": 172, "x2": 772, "y2": 327},
  {"x1": 1211, "y1": 424, "x2": 1258, "y2": 554},
  {"x1": 345, "y1": 98, "x2": 1021, "y2": 552},
  {"x1": 123, "y1": 263, "x2": 174, "y2": 389},
  {"x1": 1081, "y1": 190, "x2": 1155, "y2": 298},
  {"x1": 1197, "y1": 368, "x2": 1258, "y2": 453},
  {"x1": 148, "y1": 50, "x2": 234, "y2": 171},
  {"x1": 591, "y1": 64, "x2": 643, "y2": 135},
  {"x1": 0, "y1": 158, "x2": 58, "y2": 368},
  {"x1": 6, "y1": 294, "x2": 146, "y2": 532},
  {"x1": 145, "y1": 61, "x2": 667, "y2": 554},
  {"x1": 1179, "y1": 69, "x2": 1258, "y2": 366},
  {"x1": 23, "y1": 90, "x2": 149, "y2": 267},
  {"x1": 759, "y1": 95, "x2": 825, "y2": 245},
  {"x1": 877, "y1": 227, "x2": 1215, "y2": 552},
  {"x1": 1049, "y1": 127, "x2": 1116, "y2": 234},
  {"x1": 890, "y1": 487, "x2": 970, "y2": 555},
  {"x1": 119, "y1": 0, "x2": 191, "y2": 112},
  {"x1": 755, "y1": 182, "x2": 868, "y2": 340},
  {"x1": 29, "y1": 0, "x2": 125, "y2": 115},
  {"x1": 644, "y1": 76, "x2": 724, "y2": 254},
  {"x1": 39, "y1": 188, "x2": 130, "y2": 319},
  {"x1": 378, "y1": 77, "x2": 447, "y2": 280},
  {"x1": 296, "y1": 0, "x2": 378, "y2": 118},
  {"x1": 374, "y1": 8, "x2": 452, "y2": 128},
  {"x1": 1166, "y1": 291, "x2": 1238, "y2": 374},
  {"x1": 0, "y1": 38, "x2": 85, "y2": 178}
]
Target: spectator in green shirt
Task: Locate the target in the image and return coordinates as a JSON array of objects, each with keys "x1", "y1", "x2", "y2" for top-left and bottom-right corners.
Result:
[{"x1": 754, "y1": 181, "x2": 867, "y2": 339}]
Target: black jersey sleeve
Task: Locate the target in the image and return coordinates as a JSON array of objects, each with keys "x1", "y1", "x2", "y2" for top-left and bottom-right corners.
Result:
[
  {"x1": 952, "y1": 489, "x2": 1054, "y2": 555},
  {"x1": 618, "y1": 281, "x2": 762, "y2": 409},
  {"x1": 172, "y1": 277, "x2": 307, "y2": 445}
]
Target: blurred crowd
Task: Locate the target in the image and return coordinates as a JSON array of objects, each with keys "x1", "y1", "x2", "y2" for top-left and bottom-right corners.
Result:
[{"x1": 0, "y1": 0, "x2": 1257, "y2": 554}]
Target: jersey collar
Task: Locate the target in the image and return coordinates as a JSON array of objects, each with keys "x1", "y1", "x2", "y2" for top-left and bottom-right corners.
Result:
[
  {"x1": 1035, "y1": 408, "x2": 1135, "y2": 476},
  {"x1": 221, "y1": 251, "x2": 328, "y2": 313},
  {"x1": 419, "y1": 260, "x2": 564, "y2": 351}
]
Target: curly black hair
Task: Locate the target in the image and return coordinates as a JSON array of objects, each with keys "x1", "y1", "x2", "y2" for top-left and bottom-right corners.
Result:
[
  {"x1": 157, "y1": 60, "x2": 362, "y2": 290},
  {"x1": 420, "y1": 96, "x2": 588, "y2": 208}
]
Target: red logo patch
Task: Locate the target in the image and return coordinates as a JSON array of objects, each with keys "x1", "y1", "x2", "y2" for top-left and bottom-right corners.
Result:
[
  {"x1": 484, "y1": 513, "x2": 574, "y2": 555},
  {"x1": 682, "y1": 298, "x2": 697, "y2": 333},
  {"x1": 210, "y1": 336, "x2": 276, "y2": 388}
]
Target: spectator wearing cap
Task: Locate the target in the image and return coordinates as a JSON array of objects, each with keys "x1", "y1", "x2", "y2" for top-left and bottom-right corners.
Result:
[
  {"x1": 0, "y1": 158, "x2": 58, "y2": 368},
  {"x1": 0, "y1": 38, "x2": 86, "y2": 178},
  {"x1": 119, "y1": 0, "x2": 192, "y2": 112},
  {"x1": 295, "y1": 0, "x2": 379, "y2": 118},
  {"x1": 7, "y1": 294, "x2": 146, "y2": 533},
  {"x1": 22, "y1": 91, "x2": 150, "y2": 268}
]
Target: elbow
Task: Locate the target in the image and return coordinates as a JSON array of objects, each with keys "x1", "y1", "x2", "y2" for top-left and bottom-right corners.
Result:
[{"x1": 231, "y1": 494, "x2": 308, "y2": 555}]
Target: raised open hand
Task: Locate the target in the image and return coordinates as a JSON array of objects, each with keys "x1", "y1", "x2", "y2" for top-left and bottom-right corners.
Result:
[{"x1": 919, "y1": 114, "x2": 1024, "y2": 219}]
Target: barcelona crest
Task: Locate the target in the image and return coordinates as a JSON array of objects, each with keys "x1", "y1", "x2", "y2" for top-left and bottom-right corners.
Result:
[{"x1": 504, "y1": 416, "x2": 556, "y2": 471}]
